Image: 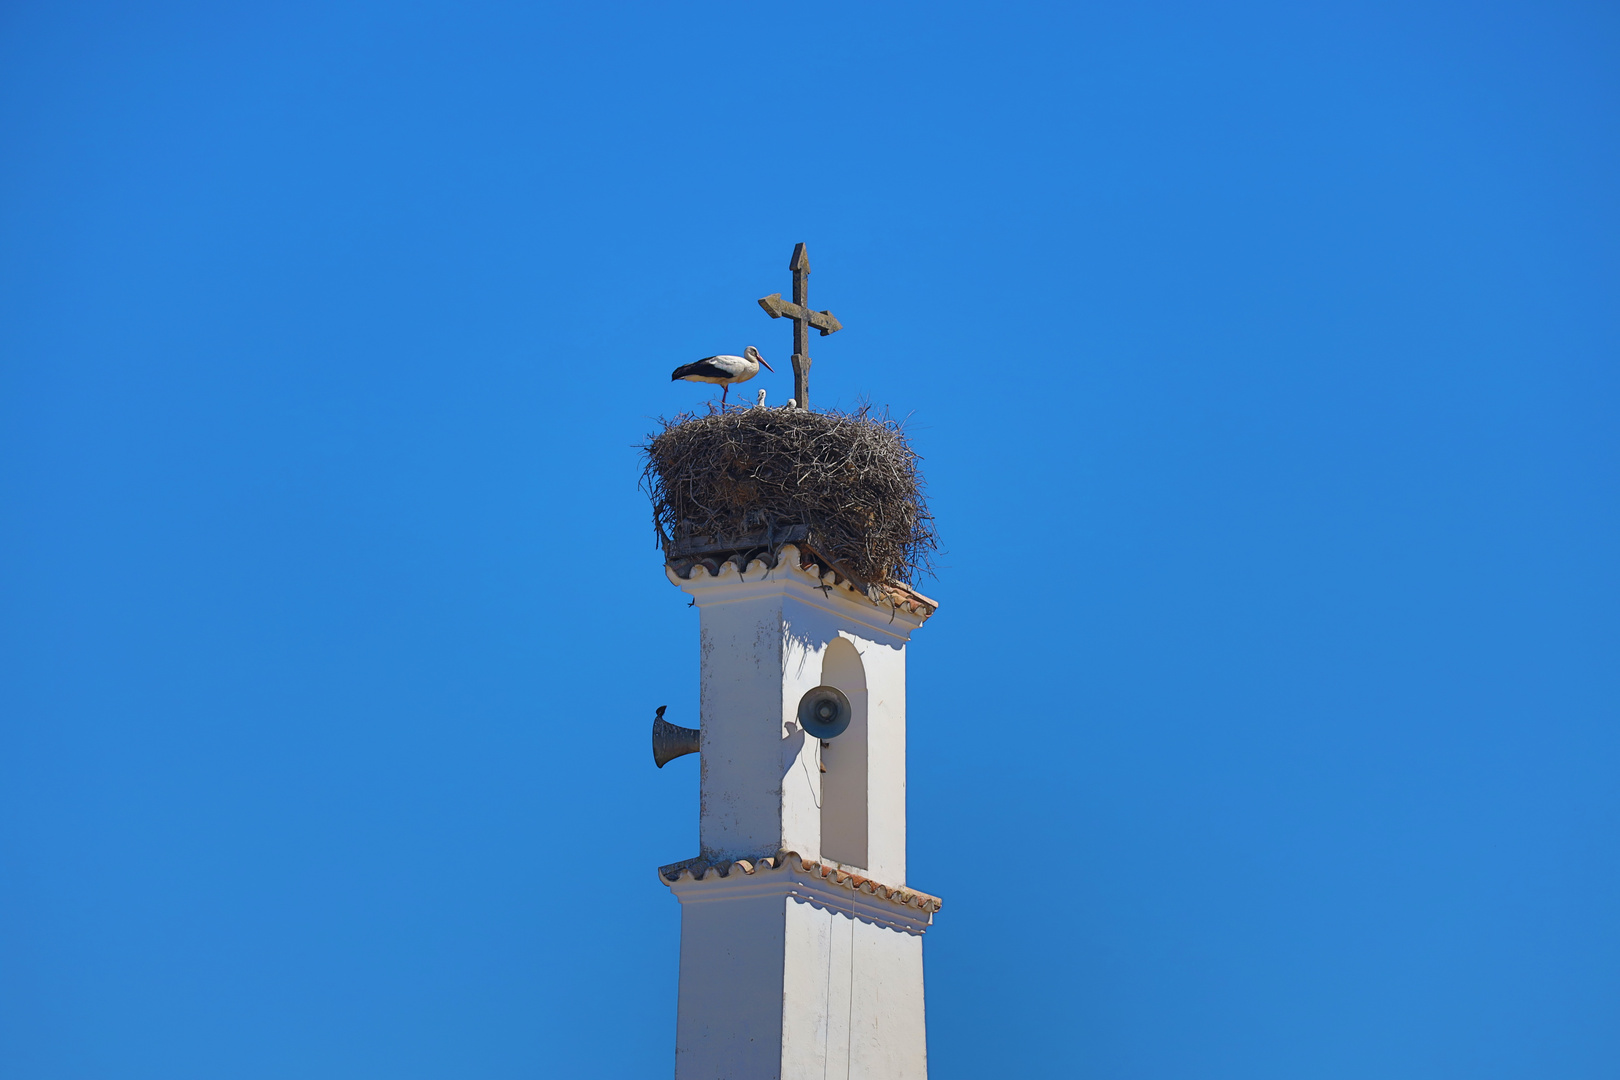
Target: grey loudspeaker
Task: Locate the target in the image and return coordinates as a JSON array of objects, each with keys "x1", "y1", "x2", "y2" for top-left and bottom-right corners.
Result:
[
  {"x1": 797, "y1": 685, "x2": 852, "y2": 740},
  {"x1": 651, "y1": 705, "x2": 700, "y2": 768}
]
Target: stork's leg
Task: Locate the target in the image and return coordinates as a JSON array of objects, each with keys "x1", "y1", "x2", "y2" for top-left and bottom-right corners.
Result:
[{"x1": 721, "y1": 384, "x2": 729, "y2": 407}]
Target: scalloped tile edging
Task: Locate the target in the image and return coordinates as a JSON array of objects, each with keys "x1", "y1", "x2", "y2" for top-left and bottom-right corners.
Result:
[
  {"x1": 659, "y1": 851, "x2": 943, "y2": 914},
  {"x1": 666, "y1": 543, "x2": 938, "y2": 621}
]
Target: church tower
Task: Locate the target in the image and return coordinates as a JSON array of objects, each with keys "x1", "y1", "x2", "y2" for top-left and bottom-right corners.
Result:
[
  {"x1": 659, "y1": 548, "x2": 938, "y2": 1078},
  {"x1": 646, "y1": 246, "x2": 942, "y2": 1078}
]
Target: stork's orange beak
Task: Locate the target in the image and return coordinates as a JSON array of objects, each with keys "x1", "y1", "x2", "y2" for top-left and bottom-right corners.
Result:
[{"x1": 758, "y1": 356, "x2": 774, "y2": 373}]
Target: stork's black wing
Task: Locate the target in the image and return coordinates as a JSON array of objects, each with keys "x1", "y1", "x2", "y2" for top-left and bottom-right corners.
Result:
[{"x1": 671, "y1": 357, "x2": 732, "y2": 381}]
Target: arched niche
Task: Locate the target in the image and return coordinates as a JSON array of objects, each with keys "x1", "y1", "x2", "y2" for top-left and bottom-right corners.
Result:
[{"x1": 819, "y1": 635, "x2": 868, "y2": 869}]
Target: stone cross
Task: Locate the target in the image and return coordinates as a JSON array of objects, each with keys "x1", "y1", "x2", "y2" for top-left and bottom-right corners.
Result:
[{"x1": 757, "y1": 242, "x2": 843, "y2": 411}]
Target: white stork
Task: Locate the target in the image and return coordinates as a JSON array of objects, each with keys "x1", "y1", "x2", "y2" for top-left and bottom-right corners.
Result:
[{"x1": 670, "y1": 346, "x2": 773, "y2": 406}]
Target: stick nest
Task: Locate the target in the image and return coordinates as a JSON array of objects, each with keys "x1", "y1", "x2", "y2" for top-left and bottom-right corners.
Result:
[{"x1": 641, "y1": 405, "x2": 936, "y2": 586}]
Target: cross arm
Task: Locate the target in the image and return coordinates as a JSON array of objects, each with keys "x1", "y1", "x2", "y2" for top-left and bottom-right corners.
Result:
[{"x1": 757, "y1": 293, "x2": 844, "y2": 336}]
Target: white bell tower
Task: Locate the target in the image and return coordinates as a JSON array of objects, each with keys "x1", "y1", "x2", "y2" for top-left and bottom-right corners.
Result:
[{"x1": 658, "y1": 544, "x2": 941, "y2": 1079}]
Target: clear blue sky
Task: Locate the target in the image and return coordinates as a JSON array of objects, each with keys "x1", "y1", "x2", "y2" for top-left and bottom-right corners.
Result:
[{"x1": 2, "y1": 1, "x2": 1616, "y2": 1077}]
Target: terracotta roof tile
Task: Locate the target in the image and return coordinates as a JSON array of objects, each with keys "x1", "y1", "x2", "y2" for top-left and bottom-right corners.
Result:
[
  {"x1": 667, "y1": 542, "x2": 938, "y2": 622},
  {"x1": 659, "y1": 851, "x2": 943, "y2": 914}
]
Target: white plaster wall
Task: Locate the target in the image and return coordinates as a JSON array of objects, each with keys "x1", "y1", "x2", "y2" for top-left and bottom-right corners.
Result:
[
  {"x1": 780, "y1": 898, "x2": 928, "y2": 1080},
  {"x1": 675, "y1": 560, "x2": 922, "y2": 873},
  {"x1": 819, "y1": 637, "x2": 869, "y2": 869},
  {"x1": 857, "y1": 634, "x2": 908, "y2": 883},
  {"x1": 778, "y1": 590, "x2": 834, "y2": 860},
  {"x1": 675, "y1": 882, "x2": 929, "y2": 1080},
  {"x1": 846, "y1": 911, "x2": 928, "y2": 1078},
  {"x1": 780, "y1": 895, "x2": 837, "y2": 1078},
  {"x1": 674, "y1": 893, "x2": 786, "y2": 1080},
  {"x1": 694, "y1": 590, "x2": 797, "y2": 860}
]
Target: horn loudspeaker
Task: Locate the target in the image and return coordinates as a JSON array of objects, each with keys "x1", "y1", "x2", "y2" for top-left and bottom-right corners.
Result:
[{"x1": 652, "y1": 706, "x2": 701, "y2": 768}]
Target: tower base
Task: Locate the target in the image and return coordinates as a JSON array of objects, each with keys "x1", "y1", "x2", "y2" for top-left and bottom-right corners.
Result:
[{"x1": 664, "y1": 854, "x2": 937, "y2": 1080}]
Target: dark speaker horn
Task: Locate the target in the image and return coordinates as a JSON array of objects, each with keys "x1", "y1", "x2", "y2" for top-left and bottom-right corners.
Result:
[
  {"x1": 797, "y1": 685, "x2": 853, "y2": 740},
  {"x1": 652, "y1": 705, "x2": 701, "y2": 768}
]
